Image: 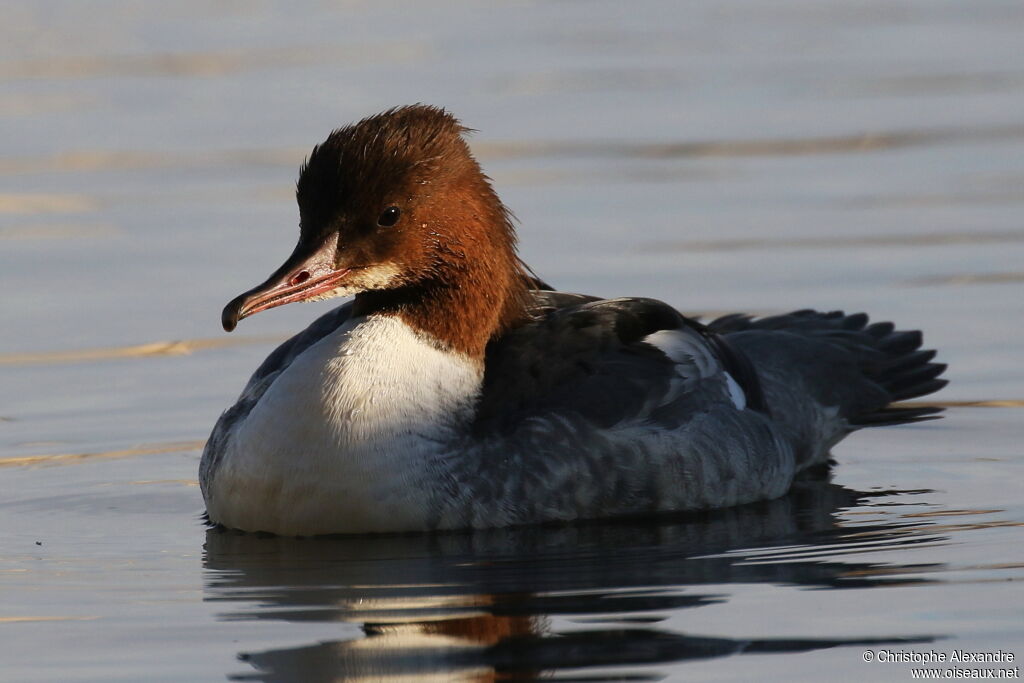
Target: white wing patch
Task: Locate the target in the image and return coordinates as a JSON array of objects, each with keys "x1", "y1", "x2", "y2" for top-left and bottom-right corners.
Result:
[
  {"x1": 724, "y1": 371, "x2": 747, "y2": 410},
  {"x1": 644, "y1": 329, "x2": 699, "y2": 365},
  {"x1": 644, "y1": 328, "x2": 746, "y2": 410}
]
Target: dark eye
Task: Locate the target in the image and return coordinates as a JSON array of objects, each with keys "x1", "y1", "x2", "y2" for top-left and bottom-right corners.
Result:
[{"x1": 377, "y1": 206, "x2": 401, "y2": 227}]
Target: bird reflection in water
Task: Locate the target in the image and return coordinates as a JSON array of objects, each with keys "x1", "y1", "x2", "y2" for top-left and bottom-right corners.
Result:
[{"x1": 203, "y1": 473, "x2": 941, "y2": 681}]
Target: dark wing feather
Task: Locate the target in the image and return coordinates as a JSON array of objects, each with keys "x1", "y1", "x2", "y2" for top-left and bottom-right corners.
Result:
[
  {"x1": 476, "y1": 293, "x2": 751, "y2": 435},
  {"x1": 689, "y1": 319, "x2": 766, "y2": 414}
]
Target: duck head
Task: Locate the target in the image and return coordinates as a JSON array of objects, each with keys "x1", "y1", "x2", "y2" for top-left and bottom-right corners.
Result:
[{"x1": 221, "y1": 105, "x2": 532, "y2": 358}]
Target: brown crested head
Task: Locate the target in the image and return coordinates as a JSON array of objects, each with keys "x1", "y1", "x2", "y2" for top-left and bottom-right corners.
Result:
[{"x1": 222, "y1": 105, "x2": 533, "y2": 359}]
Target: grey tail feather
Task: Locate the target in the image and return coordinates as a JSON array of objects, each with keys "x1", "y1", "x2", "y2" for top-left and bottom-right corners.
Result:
[{"x1": 709, "y1": 309, "x2": 948, "y2": 429}]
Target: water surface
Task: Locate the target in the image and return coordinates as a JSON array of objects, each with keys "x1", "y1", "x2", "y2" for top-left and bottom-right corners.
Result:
[{"x1": 2, "y1": 1, "x2": 1022, "y2": 680}]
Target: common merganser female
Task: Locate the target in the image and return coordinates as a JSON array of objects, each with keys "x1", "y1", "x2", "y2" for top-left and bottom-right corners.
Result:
[{"x1": 200, "y1": 105, "x2": 946, "y2": 536}]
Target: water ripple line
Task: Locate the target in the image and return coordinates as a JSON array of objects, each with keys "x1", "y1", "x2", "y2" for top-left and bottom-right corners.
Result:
[
  {"x1": 0, "y1": 440, "x2": 205, "y2": 468},
  {"x1": 0, "y1": 335, "x2": 286, "y2": 366}
]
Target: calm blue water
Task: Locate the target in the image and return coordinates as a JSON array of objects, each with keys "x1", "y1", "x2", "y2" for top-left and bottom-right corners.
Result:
[{"x1": 2, "y1": 1, "x2": 1022, "y2": 680}]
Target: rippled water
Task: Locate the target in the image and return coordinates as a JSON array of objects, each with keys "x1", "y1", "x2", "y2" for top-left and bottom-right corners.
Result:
[{"x1": 2, "y1": 1, "x2": 1022, "y2": 681}]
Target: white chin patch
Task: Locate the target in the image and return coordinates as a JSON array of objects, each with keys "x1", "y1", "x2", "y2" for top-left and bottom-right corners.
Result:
[
  {"x1": 354, "y1": 262, "x2": 403, "y2": 291},
  {"x1": 307, "y1": 285, "x2": 358, "y2": 303},
  {"x1": 307, "y1": 263, "x2": 403, "y2": 302}
]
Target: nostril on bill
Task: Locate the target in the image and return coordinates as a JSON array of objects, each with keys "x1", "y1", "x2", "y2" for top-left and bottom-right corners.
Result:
[{"x1": 289, "y1": 271, "x2": 311, "y2": 287}]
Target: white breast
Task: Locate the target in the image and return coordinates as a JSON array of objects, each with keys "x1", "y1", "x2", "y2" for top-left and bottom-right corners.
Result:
[{"x1": 206, "y1": 315, "x2": 482, "y2": 535}]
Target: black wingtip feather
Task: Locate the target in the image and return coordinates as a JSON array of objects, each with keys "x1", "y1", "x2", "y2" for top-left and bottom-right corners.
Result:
[
  {"x1": 842, "y1": 312, "x2": 869, "y2": 330},
  {"x1": 866, "y1": 321, "x2": 895, "y2": 338},
  {"x1": 880, "y1": 330, "x2": 923, "y2": 354},
  {"x1": 881, "y1": 349, "x2": 937, "y2": 374},
  {"x1": 840, "y1": 317, "x2": 946, "y2": 424},
  {"x1": 712, "y1": 308, "x2": 948, "y2": 429},
  {"x1": 884, "y1": 365, "x2": 948, "y2": 401},
  {"x1": 890, "y1": 378, "x2": 949, "y2": 403},
  {"x1": 849, "y1": 404, "x2": 945, "y2": 427}
]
